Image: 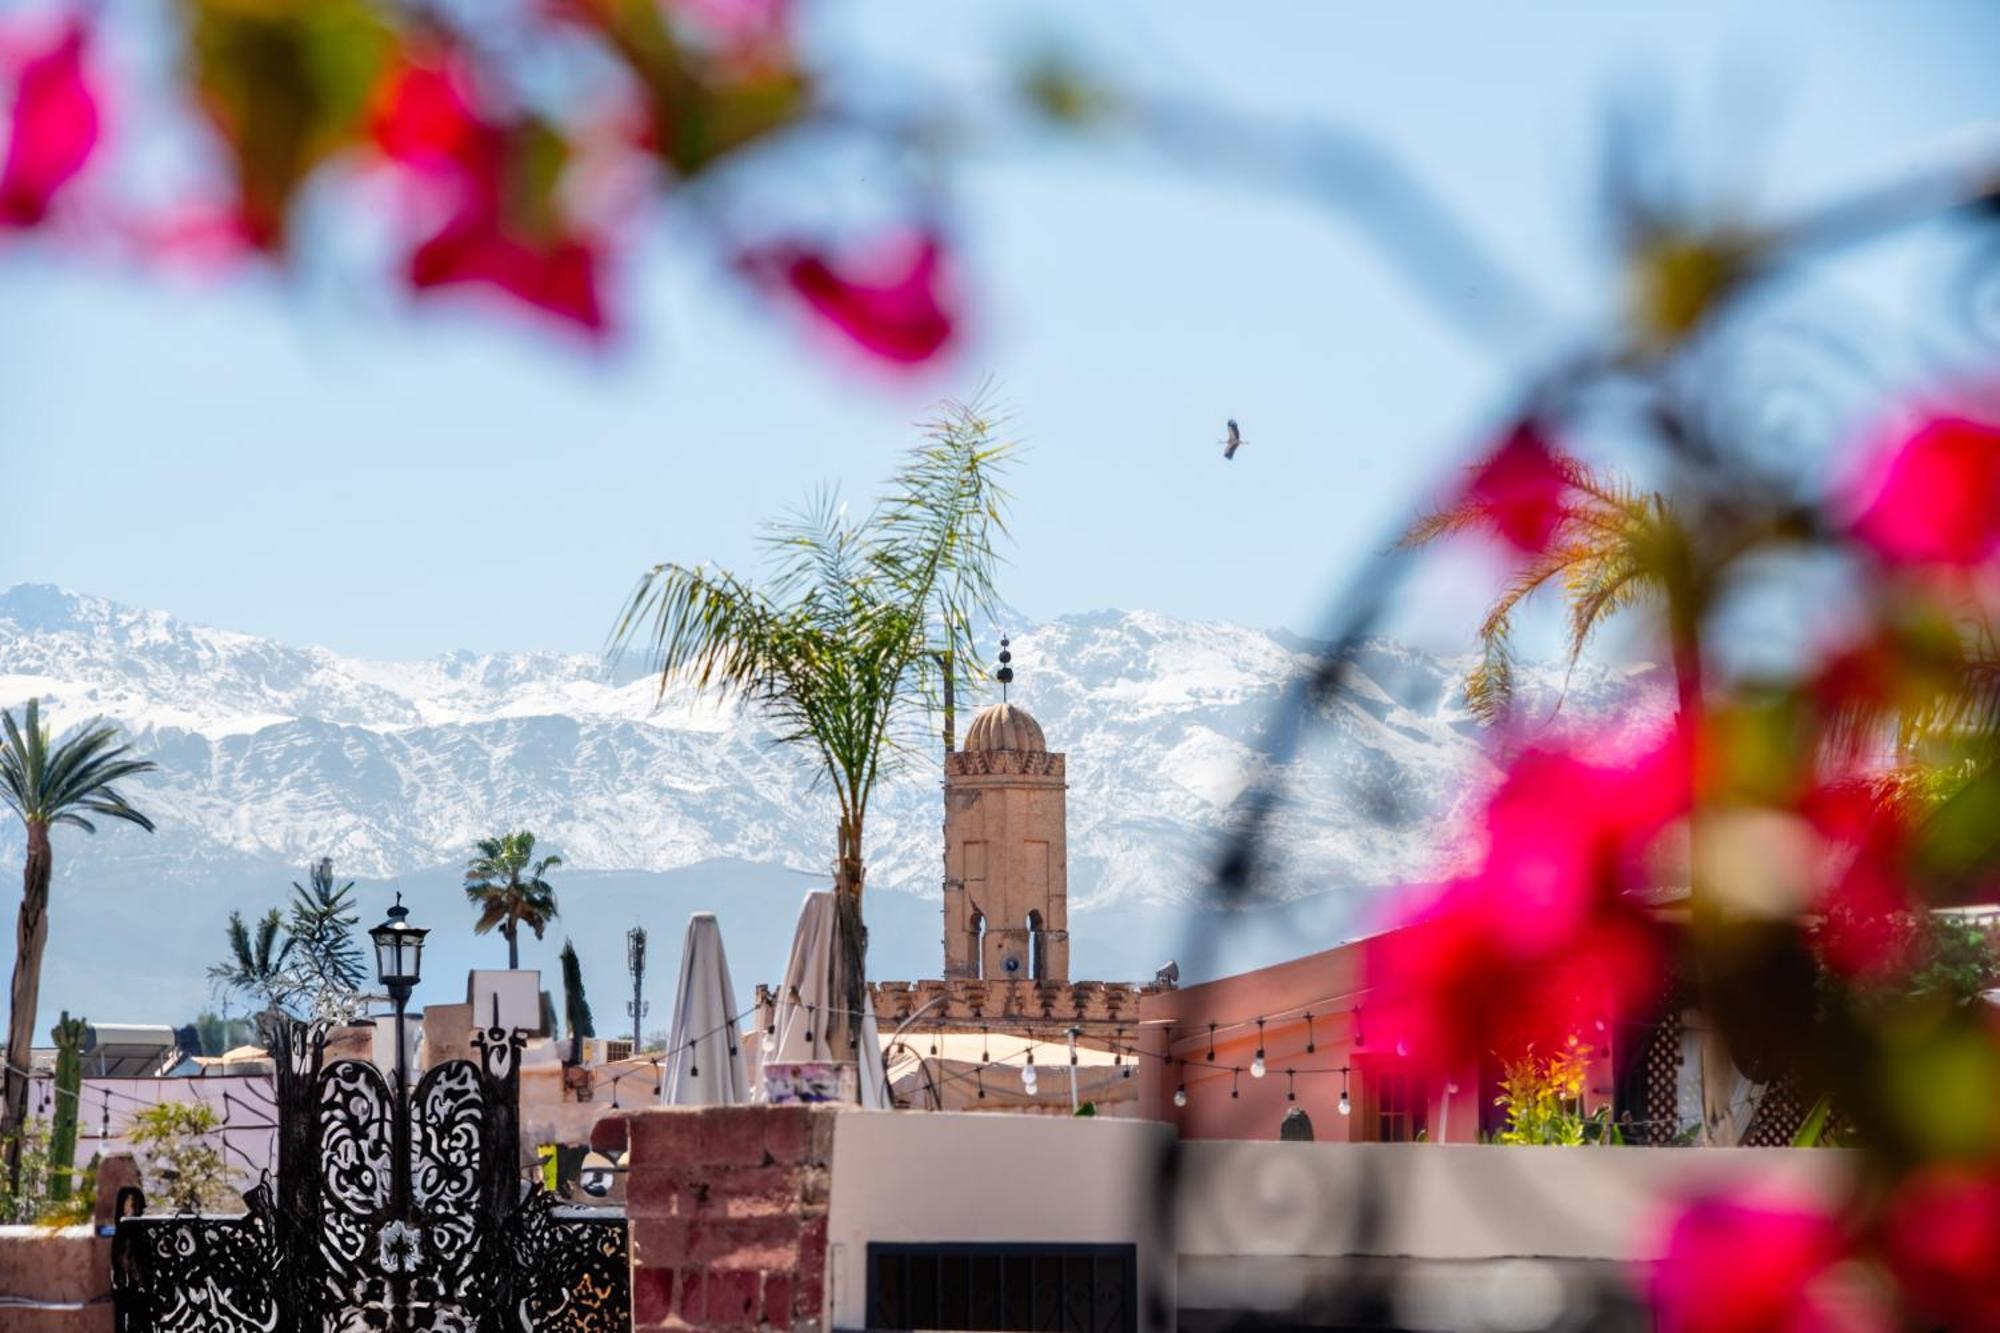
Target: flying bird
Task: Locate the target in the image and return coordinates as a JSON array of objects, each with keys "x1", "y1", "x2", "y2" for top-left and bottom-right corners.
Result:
[{"x1": 1222, "y1": 419, "x2": 1244, "y2": 460}]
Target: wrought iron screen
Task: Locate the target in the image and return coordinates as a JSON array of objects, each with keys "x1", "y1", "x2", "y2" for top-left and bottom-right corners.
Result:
[{"x1": 113, "y1": 1019, "x2": 630, "y2": 1333}]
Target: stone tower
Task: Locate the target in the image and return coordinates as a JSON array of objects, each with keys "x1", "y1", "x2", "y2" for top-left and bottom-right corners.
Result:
[{"x1": 941, "y1": 699, "x2": 1069, "y2": 982}]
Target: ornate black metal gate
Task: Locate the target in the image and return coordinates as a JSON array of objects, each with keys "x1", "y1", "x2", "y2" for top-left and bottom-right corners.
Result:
[{"x1": 113, "y1": 1020, "x2": 630, "y2": 1333}]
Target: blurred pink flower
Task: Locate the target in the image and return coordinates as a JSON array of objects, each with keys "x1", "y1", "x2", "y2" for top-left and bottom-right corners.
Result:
[
  {"x1": 1882, "y1": 1166, "x2": 2000, "y2": 1331},
  {"x1": 1465, "y1": 422, "x2": 1570, "y2": 555},
  {"x1": 0, "y1": 16, "x2": 99, "y2": 228},
  {"x1": 743, "y1": 231, "x2": 957, "y2": 364},
  {"x1": 1850, "y1": 415, "x2": 2000, "y2": 567},
  {"x1": 1650, "y1": 1194, "x2": 1854, "y2": 1333},
  {"x1": 1366, "y1": 729, "x2": 1684, "y2": 1071},
  {"x1": 409, "y1": 222, "x2": 606, "y2": 335},
  {"x1": 1799, "y1": 782, "x2": 1918, "y2": 981},
  {"x1": 370, "y1": 57, "x2": 609, "y2": 335}
]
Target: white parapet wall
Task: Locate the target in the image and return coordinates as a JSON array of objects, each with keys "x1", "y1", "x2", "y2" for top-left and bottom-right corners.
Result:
[
  {"x1": 825, "y1": 1117, "x2": 1855, "y2": 1333},
  {"x1": 827, "y1": 1111, "x2": 1178, "y2": 1333}
]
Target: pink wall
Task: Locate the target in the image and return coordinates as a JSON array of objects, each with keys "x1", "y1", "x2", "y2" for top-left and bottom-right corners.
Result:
[
  {"x1": 26, "y1": 1073, "x2": 277, "y2": 1183},
  {"x1": 1137, "y1": 938, "x2": 1489, "y2": 1143}
]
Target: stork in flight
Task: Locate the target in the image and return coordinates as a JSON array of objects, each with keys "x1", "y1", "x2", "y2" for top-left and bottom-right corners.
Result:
[{"x1": 1222, "y1": 419, "x2": 1244, "y2": 460}]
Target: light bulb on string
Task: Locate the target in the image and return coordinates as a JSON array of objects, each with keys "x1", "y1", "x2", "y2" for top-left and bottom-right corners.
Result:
[
  {"x1": 1173, "y1": 1083, "x2": 1188, "y2": 1109},
  {"x1": 1285, "y1": 1069, "x2": 1296, "y2": 1102},
  {"x1": 1338, "y1": 1068, "x2": 1352, "y2": 1117},
  {"x1": 1305, "y1": 1011, "x2": 1316, "y2": 1054},
  {"x1": 1206, "y1": 1023, "x2": 1216, "y2": 1063},
  {"x1": 1251, "y1": 1019, "x2": 1267, "y2": 1078},
  {"x1": 981, "y1": 1025, "x2": 991, "y2": 1064},
  {"x1": 976, "y1": 1067, "x2": 986, "y2": 1100},
  {"x1": 1230, "y1": 1068, "x2": 1241, "y2": 1100},
  {"x1": 1022, "y1": 1051, "x2": 1038, "y2": 1096},
  {"x1": 762, "y1": 1022, "x2": 777, "y2": 1056}
]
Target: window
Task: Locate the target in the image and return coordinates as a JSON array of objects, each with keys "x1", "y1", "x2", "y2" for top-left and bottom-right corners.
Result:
[
  {"x1": 1367, "y1": 1066, "x2": 1429, "y2": 1143},
  {"x1": 1027, "y1": 910, "x2": 1045, "y2": 980},
  {"x1": 868, "y1": 1243, "x2": 1136, "y2": 1333},
  {"x1": 971, "y1": 912, "x2": 987, "y2": 980}
]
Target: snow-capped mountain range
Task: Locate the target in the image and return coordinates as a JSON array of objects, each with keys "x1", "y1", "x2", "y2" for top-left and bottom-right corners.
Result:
[{"x1": 0, "y1": 585, "x2": 1666, "y2": 1024}]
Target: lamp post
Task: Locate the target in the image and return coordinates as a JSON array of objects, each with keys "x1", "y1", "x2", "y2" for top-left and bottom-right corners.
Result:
[{"x1": 369, "y1": 894, "x2": 427, "y2": 1333}]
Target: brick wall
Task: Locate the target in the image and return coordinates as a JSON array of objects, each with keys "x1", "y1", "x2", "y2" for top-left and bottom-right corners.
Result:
[{"x1": 624, "y1": 1106, "x2": 836, "y2": 1333}]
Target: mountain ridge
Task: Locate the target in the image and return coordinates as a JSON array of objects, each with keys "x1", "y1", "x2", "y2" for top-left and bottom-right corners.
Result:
[{"x1": 0, "y1": 584, "x2": 1668, "y2": 1020}]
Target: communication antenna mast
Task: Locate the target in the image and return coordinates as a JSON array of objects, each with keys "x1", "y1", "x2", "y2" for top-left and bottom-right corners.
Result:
[{"x1": 626, "y1": 925, "x2": 649, "y2": 1051}]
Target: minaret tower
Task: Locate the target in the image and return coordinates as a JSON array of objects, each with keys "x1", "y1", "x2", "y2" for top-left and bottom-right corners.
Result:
[{"x1": 941, "y1": 639, "x2": 1069, "y2": 982}]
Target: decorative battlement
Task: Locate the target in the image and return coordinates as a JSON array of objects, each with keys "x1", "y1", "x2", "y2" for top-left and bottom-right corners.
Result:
[
  {"x1": 868, "y1": 978, "x2": 1165, "y2": 1026},
  {"x1": 943, "y1": 749, "x2": 1065, "y2": 779}
]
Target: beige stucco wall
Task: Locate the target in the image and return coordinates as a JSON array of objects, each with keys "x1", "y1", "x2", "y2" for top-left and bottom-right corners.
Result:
[{"x1": 826, "y1": 1110, "x2": 1175, "y2": 1332}]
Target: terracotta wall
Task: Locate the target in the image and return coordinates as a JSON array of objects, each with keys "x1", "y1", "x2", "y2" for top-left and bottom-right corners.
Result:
[
  {"x1": 1137, "y1": 938, "x2": 1618, "y2": 1143},
  {"x1": 624, "y1": 1105, "x2": 835, "y2": 1333}
]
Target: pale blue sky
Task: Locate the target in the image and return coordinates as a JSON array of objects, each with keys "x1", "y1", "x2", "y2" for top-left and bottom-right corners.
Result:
[{"x1": 5, "y1": 1, "x2": 1997, "y2": 660}]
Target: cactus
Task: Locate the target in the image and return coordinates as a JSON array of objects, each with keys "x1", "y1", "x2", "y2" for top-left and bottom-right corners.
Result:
[{"x1": 47, "y1": 1012, "x2": 84, "y2": 1201}]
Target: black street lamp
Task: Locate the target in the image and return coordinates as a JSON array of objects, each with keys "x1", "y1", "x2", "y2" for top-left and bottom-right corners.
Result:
[{"x1": 368, "y1": 894, "x2": 428, "y2": 1333}]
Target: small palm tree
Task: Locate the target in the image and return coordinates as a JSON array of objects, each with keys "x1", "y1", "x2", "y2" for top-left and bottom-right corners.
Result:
[
  {"x1": 286, "y1": 858, "x2": 366, "y2": 993},
  {"x1": 1403, "y1": 450, "x2": 1694, "y2": 727},
  {"x1": 464, "y1": 831, "x2": 562, "y2": 968},
  {"x1": 208, "y1": 908, "x2": 291, "y2": 1013},
  {"x1": 0, "y1": 699, "x2": 156, "y2": 1190}
]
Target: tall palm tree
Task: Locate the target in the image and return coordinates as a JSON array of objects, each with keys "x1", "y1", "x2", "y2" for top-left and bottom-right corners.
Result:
[
  {"x1": 464, "y1": 831, "x2": 562, "y2": 968},
  {"x1": 611, "y1": 398, "x2": 1013, "y2": 914},
  {"x1": 0, "y1": 700, "x2": 155, "y2": 1189}
]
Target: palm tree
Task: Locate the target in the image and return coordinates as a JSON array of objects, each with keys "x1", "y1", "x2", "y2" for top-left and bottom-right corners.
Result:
[
  {"x1": 464, "y1": 831, "x2": 562, "y2": 968},
  {"x1": 286, "y1": 858, "x2": 366, "y2": 993},
  {"x1": 611, "y1": 398, "x2": 1013, "y2": 913},
  {"x1": 208, "y1": 908, "x2": 291, "y2": 1012},
  {"x1": 1403, "y1": 449, "x2": 1694, "y2": 728},
  {"x1": 0, "y1": 700, "x2": 156, "y2": 1189}
]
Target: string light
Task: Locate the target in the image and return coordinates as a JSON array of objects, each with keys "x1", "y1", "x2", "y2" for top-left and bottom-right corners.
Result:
[
  {"x1": 1173, "y1": 1074, "x2": 1188, "y2": 1109},
  {"x1": 976, "y1": 1067, "x2": 986, "y2": 1100},
  {"x1": 1251, "y1": 1018, "x2": 1267, "y2": 1079},
  {"x1": 982, "y1": 1025, "x2": 991, "y2": 1063},
  {"x1": 1338, "y1": 1067, "x2": 1351, "y2": 1117},
  {"x1": 1285, "y1": 1069, "x2": 1296, "y2": 1102},
  {"x1": 1207, "y1": 1023, "x2": 1216, "y2": 1063},
  {"x1": 1230, "y1": 1068, "x2": 1241, "y2": 1099},
  {"x1": 1354, "y1": 1010, "x2": 1365, "y2": 1050},
  {"x1": 1304, "y1": 1011, "x2": 1316, "y2": 1054},
  {"x1": 1021, "y1": 1050, "x2": 1038, "y2": 1096},
  {"x1": 804, "y1": 1003, "x2": 816, "y2": 1045}
]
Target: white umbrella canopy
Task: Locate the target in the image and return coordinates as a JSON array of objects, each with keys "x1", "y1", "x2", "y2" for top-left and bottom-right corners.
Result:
[
  {"x1": 660, "y1": 912, "x2": 751, "y2": 1105},
  {"x1": 759, "y1": 890, "x2": 891, "y2": 1108}
]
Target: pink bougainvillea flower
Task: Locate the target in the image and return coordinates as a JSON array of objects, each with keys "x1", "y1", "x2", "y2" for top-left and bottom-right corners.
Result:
[
  {"x1": 1882, "y1": 1166, "x2": 2000, "y2": 1330},
  {"x1": 1798, "y1": 781, "x2": 1918, "y2": 981},
  {"x1": 369, "y1": 58, "x2": 479, "y2": 174},
  {"x1": 1365, "y1": 728, "x2": 1686, "y2": 1072},
  {"x1": 366, "y1": 56, "x2": 610, "y2": 336},
  {"x1": 741, "y1": 231, "x2": 957, "y2": 364},
  {"x1": 409, "y1": 218, "x2": 606, "y2": 334},
  {"x1": 1650, "y1": 1194, "x2": 1853, "y2": 1333},
  {"x1": 0, "y1": 15, "x2": 99, "y2": 228},
  {"x1": 1464, "y1": 422, "x2": 1571, "y2": 555},
  {"x1": 1850, "y1": 415, "x2": 2000, "y2": 568}
]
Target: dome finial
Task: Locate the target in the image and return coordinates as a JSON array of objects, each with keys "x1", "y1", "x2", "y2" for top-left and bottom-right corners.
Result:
[{"x1": 996, "y1": 636, "x2": 1014, "y2": 702}]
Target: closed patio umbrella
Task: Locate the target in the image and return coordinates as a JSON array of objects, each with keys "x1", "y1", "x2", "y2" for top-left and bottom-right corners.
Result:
[
  {"x1": 660, "y1": 912, "x2": 750, "y2": 1105},
  {"x1": 759, "y1": 890, "x2": 890, "y2": 1108}
]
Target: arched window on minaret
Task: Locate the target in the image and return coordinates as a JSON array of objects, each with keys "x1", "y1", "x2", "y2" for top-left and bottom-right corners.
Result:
[
  {"x1": 970, "y1": 911, "x2": 987, "y2": 980},
  {"x1": 1027, "y1": 910, "x2": 1046, "y2": 981}
]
